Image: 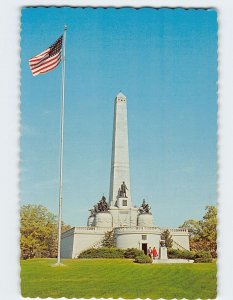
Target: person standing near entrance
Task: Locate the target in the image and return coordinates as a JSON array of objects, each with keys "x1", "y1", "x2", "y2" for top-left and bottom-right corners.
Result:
[
  {"x1": 147, "y1": 247, "x2": 152, "y2": 258},
  {"x1": 152, "y1": 246, "x2": 158, "y2": 260}
]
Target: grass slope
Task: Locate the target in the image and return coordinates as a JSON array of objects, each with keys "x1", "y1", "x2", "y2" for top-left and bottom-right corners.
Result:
[{"x1": 21, "y1": 258, "x2": 217, "y2": 299}]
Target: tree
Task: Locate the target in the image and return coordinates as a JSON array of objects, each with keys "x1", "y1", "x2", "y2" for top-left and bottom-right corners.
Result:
[
  {"x1": 200, "y1": 206, "x2": 217, "y2": 257},
  {"x1": 180, "y1": 219, "x2": 201, "y2": 238},
  {"x1": 161, "y1": 229, "x2": 173, "y2": 248},
  {"x1": 101, "y1": 230, "x2": 115, "y2": 248},
  {"x1": 180, "y1": 206, "x2": 217, "y2": 257},
  {"x1": 20, "y1": 204, "x2": 71, "y2": 259}
]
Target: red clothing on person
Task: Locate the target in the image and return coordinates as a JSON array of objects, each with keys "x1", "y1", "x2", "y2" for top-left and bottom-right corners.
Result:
[{"x1": 152, "y1": 247, "x2": 158, "y2": 258}]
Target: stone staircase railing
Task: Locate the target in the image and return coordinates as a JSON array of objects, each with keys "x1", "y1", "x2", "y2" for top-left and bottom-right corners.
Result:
[
  {"x1": 75, "y1": 226, "x2": 112, "y2": 232},
  {"x1": 75, "y1": 237, "x2": 104, "y2": 258},
  {"x1": 115, "y1": 226, "x2": 160, "y2": 232},
  {"x1": 91, "y1": 239, "x2": 104, "y2": 249},
  {"x1": 172, "y1": 240, "x2": 188, "y2": 251},
  {"x1": 161, "y1": 228, "x2": 189, "y2": 233}
]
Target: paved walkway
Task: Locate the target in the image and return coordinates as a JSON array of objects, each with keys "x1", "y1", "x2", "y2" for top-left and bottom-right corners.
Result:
[{"x1": 152, "y1": 259, "x2": 194, "y2": 264}]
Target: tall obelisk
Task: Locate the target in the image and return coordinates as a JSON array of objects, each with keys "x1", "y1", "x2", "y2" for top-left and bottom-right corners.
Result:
[{"x1": 109, "y1": 92, "x2": 132, "y2": 208}]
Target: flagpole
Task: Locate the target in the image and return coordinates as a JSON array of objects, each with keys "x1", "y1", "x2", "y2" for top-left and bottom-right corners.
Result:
[{"x1": 56, "y1": 25, "x2": 67, "y2": 265}]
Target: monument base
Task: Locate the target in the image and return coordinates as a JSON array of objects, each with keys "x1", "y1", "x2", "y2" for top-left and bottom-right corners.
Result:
[{"x1": 159, "y1": 246, "x2": 168, "y2": 260}]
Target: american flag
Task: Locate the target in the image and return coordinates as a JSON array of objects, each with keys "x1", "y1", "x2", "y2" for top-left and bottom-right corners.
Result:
[{"x1": 29, "y1": 35, "x2": 63, "y2": 76}]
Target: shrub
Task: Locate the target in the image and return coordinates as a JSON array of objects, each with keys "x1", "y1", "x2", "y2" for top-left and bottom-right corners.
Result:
[
  {"x1": 124, "y1": 248, "x2": 144, "y2": 259},
  {"x1": 168, "y1": 248, "x2": 195, "y2": 260},
  {"x1": 78, "y1": 247, "x2": 124, "y2": 258},
  {"x1": 134, "y1": 254, "x2": 152, "y2": 264},
  {"x1": 167, "y1": 248, "x2": 212, "y2": 263},
  {"x1": 193, "y1": 250, "x2": 212, "y2": 263}
]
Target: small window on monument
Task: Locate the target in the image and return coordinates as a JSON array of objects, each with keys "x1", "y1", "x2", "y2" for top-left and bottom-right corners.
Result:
[
  {"x1": 142, "y1": 235, "x2": 147, "y2": 240},
  {"x1": 123, "y1": 200, "x2": 127, "y2": 206}
]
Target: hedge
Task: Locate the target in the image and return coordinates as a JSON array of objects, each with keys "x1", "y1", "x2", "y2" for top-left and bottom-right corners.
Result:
[
  {"x1": 124, "y1": 248, "x2": 145, "y2": 259},
  {"x1": 78, "y1": 247, "x2": 145, "y2": 259},
  {"x1": 78, "y1": 247, "x2": 124, "y2": 258},
  {"x1": 168, "y1": 248, "x2": 195, "y2": 260},
  {"x1": 78, "y1": 247, "x2": 212, "y2": 263},
  {"x1": 134, "y1": 254, "x2": 152, "y2": 264},
  {"x1": 167, "y1": 248, "x2": 212, "y2": 263},
  {"x1": 193, "y1": 250, "x2": 212, "y2": 263}
]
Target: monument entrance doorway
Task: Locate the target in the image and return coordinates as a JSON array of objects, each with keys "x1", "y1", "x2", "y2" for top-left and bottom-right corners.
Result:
[{"x1": 142, "y1": 243, "x2": 147, "y2": 255}]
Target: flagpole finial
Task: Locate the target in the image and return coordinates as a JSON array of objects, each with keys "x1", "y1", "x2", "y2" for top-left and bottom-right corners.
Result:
[{"x1": 64, "y1": 25, "x2": 67, "y2": 31}]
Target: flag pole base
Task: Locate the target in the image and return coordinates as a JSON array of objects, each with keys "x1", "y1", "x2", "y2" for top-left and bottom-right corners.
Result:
[{"x1": 51, "y1": 262, "x2": 65, "y2": 267}]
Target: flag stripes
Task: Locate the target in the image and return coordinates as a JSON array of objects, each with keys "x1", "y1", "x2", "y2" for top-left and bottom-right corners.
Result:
[{"x1": 29, "y1": 35, "x2": 63, "y2": 76}]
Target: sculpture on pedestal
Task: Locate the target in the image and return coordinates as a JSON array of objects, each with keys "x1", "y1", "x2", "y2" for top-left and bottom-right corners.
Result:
[
  {"x1": 160, "y1": 240, "x2": 166, "y2": 247},
  {"x1": 118, "y1": 181, "x2": 128, "y2": 198},
  {"x1": 88, "y1": 207, "x2": 95, "y2": 216},
  {"x1": 138, "y1": 199, "x2": 151, "y2": 214},
  {"x1": 91, "y1": 196, "x2": 110, "y2": 214},
  {"x1": 98, "y1": 196, "x2": 110, "y2": 212}
]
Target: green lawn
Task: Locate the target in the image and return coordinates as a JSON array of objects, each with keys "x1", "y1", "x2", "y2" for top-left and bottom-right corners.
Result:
[{"x1": 21, "y1": 258, "x2": 217, "y2": 299}]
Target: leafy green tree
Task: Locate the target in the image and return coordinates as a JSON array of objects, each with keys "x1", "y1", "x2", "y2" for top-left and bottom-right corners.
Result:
[
  {"x1": 180, "y1": 219, "x2": 203, "y2": 251},
  {"x1": 101, "y1": 230, "x2": 115, "y2": 248},
  {"x1": 161, "y1": 229, "x2": 173, "y2": 248},
  {"x1": 20, "y1": 204, "x2": 71, "y2": 259},
  {"x1": 180, "y1": 206, "x2": 217, "y2": 257},
  {"x1": 180, "y1": 219, "x2": 201, "y2": 238},
  {"x1": 200, "y1": 206, "x2": 217, "y2": 257}
]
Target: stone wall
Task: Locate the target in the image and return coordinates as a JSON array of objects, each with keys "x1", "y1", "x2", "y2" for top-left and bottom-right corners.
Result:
[
  {"x1": 115, "y1": 227, "x2": 161, "y2": 252},
  {"x1": 61, "y1": 227, "x2": 75, "y2": 258},
  {"x1": 61, "y1": 226, "x2": 190, "y2": 258},
  {"x1": 110, "y1": 207, "x2": 138, "y2": 227},
  {"x1": 167, "y1": 228, "x2": 190, "y2": 250},
  {"x1": 62, "y1": 227, "x2": 111, "y2": 258}
]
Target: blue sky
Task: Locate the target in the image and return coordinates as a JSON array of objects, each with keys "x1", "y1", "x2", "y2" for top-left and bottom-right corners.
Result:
[{"x1": 20, "y1": 8, "x2": 217, "y2": 227}]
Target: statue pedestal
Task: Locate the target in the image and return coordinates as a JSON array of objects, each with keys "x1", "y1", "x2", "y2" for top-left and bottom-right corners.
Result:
[
  {"x1": 87, "y1": 215, "x2": 95, "y2": 226},
  {"x1": 159, "y1": 246, "x2": 168, "y2": 260},
  {"x1": 116, "y1": 197, "x2": 129, "y2": 209},
  {"x1": 137, "y1": 213, "x2": 154, "y2": 226},
  {"x1": 95, "y1": 212, "x2": 113, "y2": 227}
]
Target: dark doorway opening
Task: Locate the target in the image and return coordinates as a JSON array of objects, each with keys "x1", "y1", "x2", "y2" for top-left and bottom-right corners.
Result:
[{"x1": 142, "y1": 243, "x2": 147, "y2": 255}]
